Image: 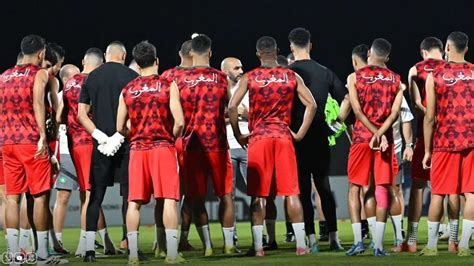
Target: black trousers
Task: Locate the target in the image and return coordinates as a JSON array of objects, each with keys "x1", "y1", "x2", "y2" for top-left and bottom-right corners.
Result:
[
  {"x1": 85, "y1": 147, "x2": 129, "y2": 232},
  {"x1": 294, "y1": 137, "x2": 338, "y2": 235}
]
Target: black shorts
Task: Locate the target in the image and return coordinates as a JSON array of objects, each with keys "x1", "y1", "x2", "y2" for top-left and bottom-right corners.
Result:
[{"x1": 90, "y1": 144, "x2": 129, "y2": 187}]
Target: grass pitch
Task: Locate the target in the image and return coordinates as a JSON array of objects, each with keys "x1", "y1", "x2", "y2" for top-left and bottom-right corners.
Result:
[{"x1": 1, "y1": 218, "x2": 472, "y2": 265}]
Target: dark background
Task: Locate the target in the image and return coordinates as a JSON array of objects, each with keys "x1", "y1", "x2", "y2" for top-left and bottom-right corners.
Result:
[{"x1": 2, "y1": 0, "x2": 474, "y2": 175}]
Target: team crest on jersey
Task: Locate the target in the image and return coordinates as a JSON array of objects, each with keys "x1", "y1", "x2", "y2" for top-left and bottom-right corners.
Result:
[
  {"x1": 254, "y1": 74, "x2": 288, "y2": 87},
  {"x1": 442, "y1": 71, "x2": 474, "y2": 86},
  {"x1": 184, "y1": 73, "x2": 217, "y2": 87},
  {"x1": 361, "y1": 73, "x2": 394, "y2": 84},
  {"x1": 2, "y1": 69, "x2": 30, "y2": 82},
  {"x1": 129, "y1": 82, "x2": 162, "y2": 98}
]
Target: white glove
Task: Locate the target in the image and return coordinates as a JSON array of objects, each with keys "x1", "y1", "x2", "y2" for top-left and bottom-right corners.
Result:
[
  {"x1": 102, "y1": 132, "x2": 125, "y2": 157},
  {"x1": 92, "y1": 129, "x2": 109, "y2": 145}
]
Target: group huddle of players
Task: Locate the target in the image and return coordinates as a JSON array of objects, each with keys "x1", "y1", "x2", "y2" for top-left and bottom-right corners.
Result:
[{"x1": 0, "y1": 26, "x2": 472, "y2": 265}]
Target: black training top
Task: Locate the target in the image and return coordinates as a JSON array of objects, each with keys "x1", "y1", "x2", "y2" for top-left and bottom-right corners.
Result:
[
  {"x1": 289, "y1": 59, "x2": 347, "y2": 137},
  {"x1": 79, "y1": 62, "x2": 138, "y2": 136}
]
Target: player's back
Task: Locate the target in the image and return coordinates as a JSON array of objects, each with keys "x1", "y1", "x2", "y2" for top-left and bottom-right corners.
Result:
[
  {"x1": 414, "y1": 59, "x2": 445, "y2": 107},
  {"x1": 175, "y1": 66, "x2": 228, "y2": 152},
  {"x1": 63, "y1": 73, "x2": 92, "y2": 147},
  {"x1": 0, "y1": 64, "x2": 42, "y2": 145},
  {"x1": 122, "y1": 74, "x2": 175, "y2": 150},
  {"x1": 353, "y1": 65, "x2": 400, "y2": 144},
  {"x1": 161, "y1": 66, "x2": 187, "y2": 83},
  {"x1": 431, "y1": 62, "x2": 474, "y2": 152},
  {"x1": 246, "y1": 66, "x2": 297, "y2": 142}
]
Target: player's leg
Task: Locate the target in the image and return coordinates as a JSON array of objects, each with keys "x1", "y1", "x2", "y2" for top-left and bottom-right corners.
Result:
[
  {"x1": 162, "y1": 199, "x2": 181, "y2": 262},
  {"x1": 154, "y1": 199, "x2": 166, "y2": 258},
  {"x1": 126, "y1": 201, "x2": 142, "y2": 263},
  {"x1": 84, "y1": 184, "x2": 107, "y2": 262},
  {"x1": 389, "y1": 152, "x2": 404, "y2": 252},
  {"x1": 346, "y1": 143, "x2": 372, "y2": 256},
  {"x1": 446, "y1": 194, "x2": 460, "y2": 252},
  {"x1": 263, "y1": 196, "x2": 277, "y2": 250},
  {"x1": 5, "y1": 194, "x2": 21, "y2": 255},
  {"x1": 315, "y1": 192, "x2": 328, "y2": 242},
  {"x1": 420, "y1": 151, "x2": 460, "y2": 256},
  {"x1": 53, "y1": 189, "x2": 71, "y2": 245},
  {"x1": 18, "y1": 195, "x2": 33, "y2": 252},
  {"x1": 458, "y1": 149, "x2": 474, "y2": 256},
  {"x1": 359, "y1": 190, "x2": 369, "y2": 240},
  {"x1": 177, "y1": 197, "x2": 195, "y2": 251},
  {"x1": 0, "y1": 184, "x2": 5, "y2": 246}
]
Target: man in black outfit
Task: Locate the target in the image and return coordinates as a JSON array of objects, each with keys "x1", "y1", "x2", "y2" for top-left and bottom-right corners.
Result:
[
  {"x1": 78, "y1": 41, "x2": 138, "y2": 262},
  {"x1": 288, "y1": 27, "x2": 347, "y2": 252}
]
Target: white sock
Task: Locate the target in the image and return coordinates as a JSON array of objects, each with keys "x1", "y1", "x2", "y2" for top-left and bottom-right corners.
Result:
[
  {"x1": 407, "y1": 222, "x2": 419, "y2": 244},
  {"x1": 200, "y1": 225, "x2": 212, "y2": 250},
  {"x1": 391, "y1": 215, "x2": 403, "y2": 242},
  {"x1": 76, "y1": 230, "x2": 86, "y2": 255},
  {"x1": 449, "y1": 219, "x2": 459, "y2": 243},
  {"x1": 18, "y1": 228, "x2": 31, "y2": 250},
  {"x1": 374, "y1": 222, "x2": 386, "y2": 250},
  {"x1": 48, "y1": 230, "x2": 55, "y2": 249},
  {"x1": 98, "y1": 228, "x2": 108, "y2": 249},
  {"x1": 439, "y1": 223, "x2": 447, "y2": 233},
  {"x1": 6, "y1": 228, "x2": 19, "y2": 254},
  {"x1": 179, "y1": 230, "x2": 189, "y2": 244},
  {"x1": 157, "y1": 226, "x2": 166, "y2": 251},
  {"x1": 367, "y1": 216, "x2": 376, "y2": 239},
  {"x1": 292, "y1": 222, "x2": 306, "y2": 249},
  {"x1": 252, "y1": 225, "x2": 264, "y2": 251},
  {"x1": 308, "y1": 234, "x2": 317, "y2": 246},
  {"x1": 86, "y1": 231, "x2": 96, "y2": 251},
  {"x1": 459, "y1": 219, "x2": 474, "y2": 249},
  {"x1": 265, "y1": 220, "x2": 276, "y2": 243},
  {"x1": 329, "y1": 231, "x2": 340, "y2": 243},
  {"x1": 165, "y1": 229, "x2": 178, "y2": 259},
  {"x1": 222, "y1": 227, "x2": 235, "y2": 248},
  {"x1": 55, "y1": 232, "x2": 63, "y2": 243},
  {"x1": 37, "y1": 231, "x2": 49, "y2": 259},
  {"x1": 127, "y1": 231, "x2": 139, "y2": 259},
  {"x1": 351, "y1": 223, "x2": 362, "y2": 244},
  {"x1": 28, "y1": 229, "x2": 35, "y2": 250},
  {"x1": 427, "y1": 221, "x2": 440, "y2": 249}
]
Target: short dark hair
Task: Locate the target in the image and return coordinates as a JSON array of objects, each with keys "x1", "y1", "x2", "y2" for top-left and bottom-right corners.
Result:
[
  {"x1": 180, "y1": 40, "x2": 192, "y2": 56},
  {"x1": 352, "y1": 44, "x2": 369, "y2": 63},
  {"x1": 371, "y1": 38, "x2": 391, "y2": 58},
  {"x1": 191, "y1": 34, "x2": 212, "y2": 54},
  {"x1": 420, "y1": 37, "x2": 443, "y2": 52},
  {"x1": 132, "y1": 41, "x2": 157, "y2": 68},
  {"x1": 48, "y1": 43, "x2": 65, "y2": 59},
  {"x1": 85, "y1": 47, "x2": 104, "y2": 60},
  {"x1": 277, "y1": 55, "x2": 289, "y2": 67},
  {"x1": 288, "y1": 27, "x2": 311, "y2": 47},
  {"x1": 447, "y1": 31, "x2": 469, "y2": 52},
  {"x1": 20, "y1": 34, "x2": 46, "y2": 55},
  {"x1": 45, "y1": 44, "x2": 59, "y2": 66},
  {"x1": 256, "y1": 36, "x2": 277, "y2": 53},
  {"x1": 17, "y1": 52, "x2": 24, "y2": 63}
]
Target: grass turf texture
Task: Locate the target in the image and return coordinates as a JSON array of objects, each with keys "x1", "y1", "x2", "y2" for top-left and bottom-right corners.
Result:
[{"x1": 1, "y1": 218, "x2": 472, "y2": 265}]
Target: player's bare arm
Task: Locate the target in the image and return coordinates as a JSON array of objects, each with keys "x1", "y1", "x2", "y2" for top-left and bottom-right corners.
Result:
[
  {"x1": 422, "y1": 73, "x2": 436, "y2": 169},
  {"x1": 292, "y1": 73, "x2": 317, "y2": 141},
  {"x1": 169, "y1": 81, "x2": 185, "y2": 138},
  {"x1": 408, "y1": 66, "x2": 425, "y2": 113},
  {"x1": 33, "y1": 68, "x2": 49, "y2": 158},
  {"x1": 347, "y1": 73, "x2": 378, "y2": 133},
  {"x1": 78, "y1": 103, "x2": 96, "y2": 134},
  {"x1": 116, "y1": 94, "x2": 129, "y2": 136},
  {"x1": 228, "y1": 74, "x2": 249, "y2": 148},
  {"x1": 338, "y1": 93, "x2": 351, "y2": 122},
  {"x1": 402, "y1": 117, "x2": 414, "y2": 162}
]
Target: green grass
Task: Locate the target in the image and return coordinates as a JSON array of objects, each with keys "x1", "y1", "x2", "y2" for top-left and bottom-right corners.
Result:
[{"x1": 1, "y1": 217, "x2": 473, "y2": 265}]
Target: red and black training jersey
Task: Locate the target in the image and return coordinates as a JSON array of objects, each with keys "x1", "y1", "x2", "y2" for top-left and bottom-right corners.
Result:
[
  {"x1": 0, "y1": 64, "x2": 42, "y2": 145},
  {"x1": 122, "y1": 74, "x2": 175, "y2": 151},
  {"x1": 246, "y1": 66, "x2": 297, "y2": 143},
  {"x1": 161, "y1": 66, "x2": 188, "y2": 83},
  {"x1": 175, "y1": 66, "x2": 229, "y2": 152},
  {"x1": 352, "y1": 65, "x2": 401, "y2": 144},
  {"x1": 431, "y1": 62, "x2": 474, "y2": 152},
  {"x1": 63, "y1": 73, "x2": 92, "y2": 147}
]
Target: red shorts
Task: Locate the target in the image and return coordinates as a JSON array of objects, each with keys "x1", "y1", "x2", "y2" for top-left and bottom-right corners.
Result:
[
  {"x1": 71, "y1": 144, "x2": 93, "y2": 192},
  {"x1": 129, "y1": 146, "x2": 180, "y2": 203},
  {"x1": 411, "y1": 139, "x2": 429, "y2": 181},
  {"x1": 430, "y1": 149, "x2": 474, "y2": 195},
  {"x1": 348, "y1": 143, "x2": 398, "y2": 186},
  {"x1": 182, "y1": 150, "x2": 232, "y2": 197},
  {"x1": 2, "y1": 145, "x2": 53, "y2": 196},
  {"x1": 247, "y1": 138, "x2": 299, "y2": 197},
  {"x1": 0, "y1": 147, "x2": 4, "y2": 185}
]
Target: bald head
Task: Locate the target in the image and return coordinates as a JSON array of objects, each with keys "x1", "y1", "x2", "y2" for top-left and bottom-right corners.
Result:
[
  {"x1": 59, "y1": 64, "x2": 80, "y2": 85},
  {"x1": 105, "y1": 41, "x2": 126, "y2": 63},
  {"x1": 221, "y1": 57, "x2": 243, "y2": 84}
]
